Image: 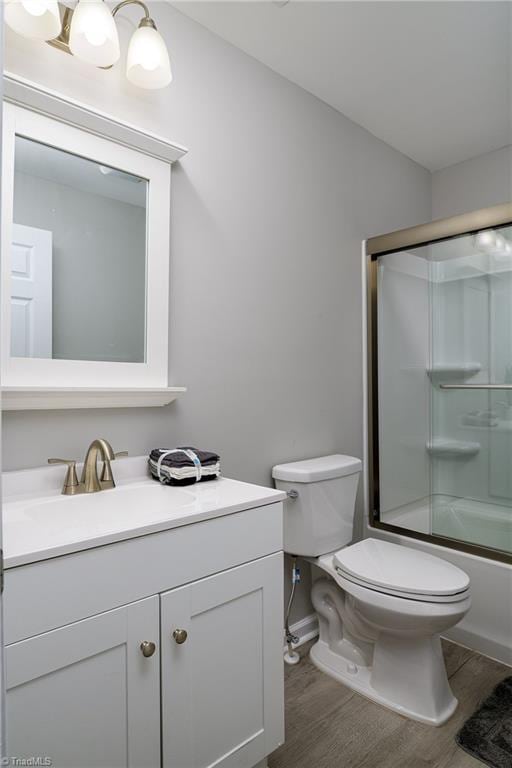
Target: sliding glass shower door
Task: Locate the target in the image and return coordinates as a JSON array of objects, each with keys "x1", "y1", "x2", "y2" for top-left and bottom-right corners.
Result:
[{"x1": 372, "y1": 222, "x2": 512, "y2": 561}]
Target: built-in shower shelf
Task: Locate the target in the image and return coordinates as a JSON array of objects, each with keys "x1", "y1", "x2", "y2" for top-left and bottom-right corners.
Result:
[
  {"x1": 427, "y1": 363, "x2": 481, "y2": 380},
  {"x1": 427, "y1": 439, "x2": 480, "y2": 457}
]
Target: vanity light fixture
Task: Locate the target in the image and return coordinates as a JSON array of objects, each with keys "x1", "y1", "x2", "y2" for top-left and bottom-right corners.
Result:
[
  {"x1": 4, "y1": 0, "x2": 61, "y2": 41},
  {"x1": 125, "y1": 10, "x2": 172, "y2": 89},
  {"x1": 69, "y1": 0, "x2": 120, "y2": 67},
  {"x1": 5, "y1": 0, "x2": 172, "y2": 89}
]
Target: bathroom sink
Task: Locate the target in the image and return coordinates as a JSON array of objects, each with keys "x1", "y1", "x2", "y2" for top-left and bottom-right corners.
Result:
[
  {"x1": 4, "y1": 481, "x2": 195, "y2": 566},
  {"x1": 2, "y1": 457, "x2": 286, "y2": 567}
]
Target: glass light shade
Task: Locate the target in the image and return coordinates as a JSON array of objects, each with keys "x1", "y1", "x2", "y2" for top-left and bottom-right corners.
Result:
[
  {"x1": 69, "y1": 0, "x2": 120, "y2": 68},
  {"x1": 475, "y1": 230, "x2": 498, "y2": 253},
  {"x1": 126, "y1": 24, "x2": 172, "y2": 90},
  {"x1": 5, "y1": 0, "x2": 61, "y2": 41}
]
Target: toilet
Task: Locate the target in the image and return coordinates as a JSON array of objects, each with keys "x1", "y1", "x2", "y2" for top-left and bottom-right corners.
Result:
[{"x1": 272, "y1": 455, "x2": 471, "y2": 726}]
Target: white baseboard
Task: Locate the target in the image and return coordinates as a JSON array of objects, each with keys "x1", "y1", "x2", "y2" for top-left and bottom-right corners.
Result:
[
  {"x1": 444, "y1": 626, "x2": 512, "y2": 668},
  {"x1": 284, "y1": 613, "x2": 319, "y2": 651}
]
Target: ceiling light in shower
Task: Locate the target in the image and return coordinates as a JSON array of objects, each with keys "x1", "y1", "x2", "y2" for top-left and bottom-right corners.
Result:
[
  {"x1": 99, "y1": 165, "x2": 143, "y2": 183},
  {"x1": 5, "y1": 0, "x2": 61, "y2": 41},
  {"x1": 474, "y1": 230, "x2": 512, "y2": 260},
  {"x1": 474, "y1": 230, "x2": 497, "y2": 252},
  {"x1": 493, "y1": 238, "x2": 512, "y2": 261}
]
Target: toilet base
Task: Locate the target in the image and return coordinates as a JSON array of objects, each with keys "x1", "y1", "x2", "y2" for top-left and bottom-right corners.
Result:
[{"x1": 310, "y1": 638, "x2": 458, "y2": 726}]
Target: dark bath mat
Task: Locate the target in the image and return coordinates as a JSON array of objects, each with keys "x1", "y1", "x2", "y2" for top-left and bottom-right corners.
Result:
[{"x1": 456, "y1": 676, "x2": 512, "y2": 768}]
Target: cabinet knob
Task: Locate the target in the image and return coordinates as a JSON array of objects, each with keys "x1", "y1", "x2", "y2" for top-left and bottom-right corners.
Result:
[
  {"x1": 140, "y1": 641, "x2": 156, "y2": 657},
  {"x1": 173, "y1": 629, "x2": 188, "y2": 645}
]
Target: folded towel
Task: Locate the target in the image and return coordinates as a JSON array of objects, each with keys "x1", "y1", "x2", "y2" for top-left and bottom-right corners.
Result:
[
  {"x1": 149, "y1": 447, "x2": 221, "y2": 486},
  {"x1": 149, "y1": 447, "x2": 219, "y2": 468},
  {"x1": 150, "y1": 461, "x2": 220, "y2": 481}
]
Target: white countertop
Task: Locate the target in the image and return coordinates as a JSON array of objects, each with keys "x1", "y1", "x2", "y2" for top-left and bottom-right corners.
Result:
[{"x1": 3, "y1": 457, "x2": 285, "y2": 568}]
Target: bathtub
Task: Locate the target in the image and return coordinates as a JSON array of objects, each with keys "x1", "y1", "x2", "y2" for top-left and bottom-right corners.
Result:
[{"x1": 381, "y1": 494, "x2": 512, "y2": 555}]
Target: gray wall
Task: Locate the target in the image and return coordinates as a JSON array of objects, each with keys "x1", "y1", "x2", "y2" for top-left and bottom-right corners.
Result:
[
  {"x1": 432, "y1": 145, "x2": 512, "y2": 219},
  {"x1": 13, "y1": 171, "x2": 146, "y2": 363},
  {"x1": 3, "y1": 4, "x2": 431, "y2": 623}
]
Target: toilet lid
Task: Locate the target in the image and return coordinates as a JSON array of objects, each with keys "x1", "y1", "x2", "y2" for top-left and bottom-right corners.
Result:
[{"x1": 333, "y1": 539, "x2": 470, "y2": 597}]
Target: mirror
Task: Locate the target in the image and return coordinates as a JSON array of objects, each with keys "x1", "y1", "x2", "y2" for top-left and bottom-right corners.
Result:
[
  {"x1": 11, "y1": 136, "x2": 147, "y2": 364},
  {"x1": 2, "y1": 99, "x2": 175, "y2": 396}
]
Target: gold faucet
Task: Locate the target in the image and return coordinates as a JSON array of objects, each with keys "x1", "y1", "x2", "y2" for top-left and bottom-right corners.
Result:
[
  {"x1": 49, "y1": 439, "x2": 128, "y2": 496},
  {"x1": 82, "y1": 438, "x2": 116, "y2": 493}
]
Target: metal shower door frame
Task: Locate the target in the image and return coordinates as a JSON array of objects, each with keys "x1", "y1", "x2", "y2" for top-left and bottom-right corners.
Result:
[{"x1": 366, "y1": 201, "x2": 512, "y2": 565}]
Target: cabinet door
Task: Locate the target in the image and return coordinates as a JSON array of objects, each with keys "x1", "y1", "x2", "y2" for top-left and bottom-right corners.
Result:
[
  {"x1": 6, "y1": 595, "x2": 160, "y2": 768},
  {"x1": 161, "y1": 552, "x2": 284, "y2": 768}
]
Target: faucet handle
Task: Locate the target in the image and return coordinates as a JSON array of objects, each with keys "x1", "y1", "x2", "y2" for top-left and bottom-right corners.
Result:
[
  {"x1": 100, "y1": 451, "x2": 128, "y2": 487},
  {"x1": 48, "y1": 458, "x2": 79, "y2": 495}
]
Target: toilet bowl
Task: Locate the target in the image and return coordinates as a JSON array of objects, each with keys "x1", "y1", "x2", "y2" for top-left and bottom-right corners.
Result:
[
  {"x1": 312, "y1": 540, "x2": 471, "y2": 725},
  {"x1": 272, "y1": 455, "x2": 472, "y2": 726}
]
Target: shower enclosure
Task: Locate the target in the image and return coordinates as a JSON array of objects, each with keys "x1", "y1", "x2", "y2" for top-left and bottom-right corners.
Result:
[{"x1": 367, "y1": 203, "x2": 512, "y2": 563}]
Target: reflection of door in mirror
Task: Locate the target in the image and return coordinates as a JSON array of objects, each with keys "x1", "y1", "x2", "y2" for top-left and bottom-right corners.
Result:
[
  {"x1": 10, "y1": 223, "x2": 53, "y2": 359},
  {"x1": 12, "y1": 136, "x2": 147, "y2": 364}
]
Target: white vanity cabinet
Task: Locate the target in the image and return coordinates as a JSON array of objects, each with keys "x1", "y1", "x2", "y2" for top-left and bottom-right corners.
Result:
[
  {"x1": 6, "y1": 596, "x2": 161, "y2": 768},
  {"x1": 161, "y1": 554, "x2": 283, "y2": 768},
  {"x1": 3, "y1": 484, "x2": 285, "y2": 768}
]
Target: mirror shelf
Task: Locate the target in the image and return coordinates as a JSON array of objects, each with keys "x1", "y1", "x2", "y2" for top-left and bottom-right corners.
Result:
[{"x1": 1, "y1": 387, "x2": 186, "y2": 411}]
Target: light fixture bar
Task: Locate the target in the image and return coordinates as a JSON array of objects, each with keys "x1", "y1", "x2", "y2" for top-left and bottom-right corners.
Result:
[
  {"x1": 20, "y1": 0, "x2": 172, "y2": 88},
  {"x1": 47, "y1": 1, "x2": 155, "y2": 64},
  {"x1": 111, "y1": 0, "x2": 151, "y2": 22},
  {"x1": 47, "y1": 2, "x2": 73, "y2": 54},
  {"x1": 101, "y1": 0, "x2": 155, "y2": 70}
]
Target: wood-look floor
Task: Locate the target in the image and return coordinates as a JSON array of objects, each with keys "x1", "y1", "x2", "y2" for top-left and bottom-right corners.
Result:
[{"x1": 269, "y1": 639, "x2": 510, "y2": 768}]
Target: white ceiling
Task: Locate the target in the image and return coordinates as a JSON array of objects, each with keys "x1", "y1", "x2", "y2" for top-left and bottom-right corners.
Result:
[{"x1": 173, "y1": 1, "x2": 511, "y2": 171}]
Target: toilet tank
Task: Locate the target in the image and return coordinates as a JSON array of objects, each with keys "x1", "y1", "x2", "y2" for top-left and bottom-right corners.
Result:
[{"x1": 272, "y1": 455, "x2": 362, "y2": 556}]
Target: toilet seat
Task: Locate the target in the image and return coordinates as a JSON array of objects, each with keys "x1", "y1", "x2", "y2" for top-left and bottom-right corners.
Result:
[
  {"x1": 333, "y1": 538, "x2": 470, "y2": 604},
  {"x1": 335, "y1": 569, "x2": 470, "y2": 604}
]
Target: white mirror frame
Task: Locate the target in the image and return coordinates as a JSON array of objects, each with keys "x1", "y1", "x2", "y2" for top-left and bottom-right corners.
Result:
[{"x1": 1, "y1": 76, "x2": 188, "y2": 409}]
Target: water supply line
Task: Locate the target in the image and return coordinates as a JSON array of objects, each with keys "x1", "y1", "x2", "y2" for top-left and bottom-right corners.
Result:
[{"x1": 284, "y1": 555, "x2": 301, "y2": 665}]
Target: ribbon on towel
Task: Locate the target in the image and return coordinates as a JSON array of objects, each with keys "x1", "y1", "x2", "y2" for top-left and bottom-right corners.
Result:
[{"x1": 156, "y1": 448, "x2": 202, "y2": 483}]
